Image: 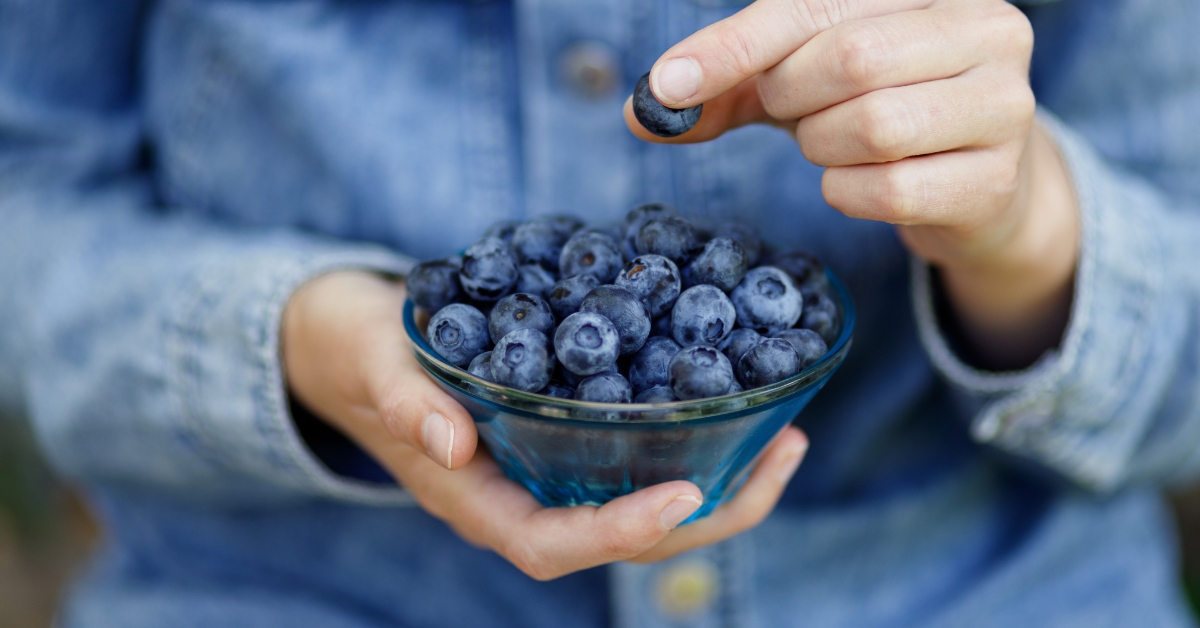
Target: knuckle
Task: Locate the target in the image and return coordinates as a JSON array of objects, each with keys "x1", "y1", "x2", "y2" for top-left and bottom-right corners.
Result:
[
  {"x1": 375, "y1": 384, "x2": 417, "y2": 441},
  {"x1": 833, "y1": 25, "x2": 885, "y2": 91},
  {"x1": 713, "y1": 26, "x2": 762, "y2": 78},
  {"x1": 878, "y1": 165, "x2": 922, "y2": 224},
  {"x1": 504, "y1": 539, "x2": 559, "y2": 582},
  {"x1": 857, "y1": 96, "x2": 913, "y2": 161},
  {"x1": 756, "y1": 75, "x2": 791, "y2": 121},
  {"x1": 990, "y1": 2, "x2": 1034, "y2": 55},
  {"x1": 792, "y1": 0, "x2": 846, "y2": 34}
]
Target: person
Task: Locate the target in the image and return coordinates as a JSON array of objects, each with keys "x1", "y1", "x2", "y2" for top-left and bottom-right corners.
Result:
[{"x1": 1, "y1": 0, "x2": 1197, "y2": 624}]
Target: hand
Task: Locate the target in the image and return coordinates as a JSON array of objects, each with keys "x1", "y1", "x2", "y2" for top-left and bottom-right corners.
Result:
[
  {"x1": 626, "y1": 0, "x2": 1080, "y2": 369},
  {"x1": 281, "y1": 270, "x2": 809, "y2": 579}
]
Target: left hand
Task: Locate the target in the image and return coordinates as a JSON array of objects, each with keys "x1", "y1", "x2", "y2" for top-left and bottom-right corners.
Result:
[{"x1": 626, "y1": 0, "x2": 1080, "y2": 368}]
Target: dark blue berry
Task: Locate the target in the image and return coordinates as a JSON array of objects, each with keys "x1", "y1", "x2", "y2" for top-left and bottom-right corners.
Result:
[
  {"x1": 632, "y1": 72, "x2": 702, "y2": 138},
  {"x1": 580, "y1": 285, "x2": 651, "y2": 356},
  {"x1": 801, "y1": 291, "x2": 839, "y2": 346},
  {"x1": 559, "y1": 231, "x2": 624, "y2": 283},
  {"x1": 719, "y1": 328, "x2": 762, "y2": 367},
  {"x1": 512, "y1": 220, "x2": 569, "y2": 271},
  {"x1": 634, "y1": 386, "x2": 678, "y2": 403},
  {"x1": 772, "y1": 328, "x2": 827, "y2": 369},
  {"x1": 556, "y1": 360, "x2": 616, "y2": 388},
  {"x1": 489, "y1": 293, "x2": 555, "y2": 344},
  {"x1": 628, "y1": 336, "x2": 681, "y2": 394},
  {"x1": 682, "y1": 237, "x2": 749, "y2": 293},
  {"x1": 535, "y1": 214, "x2": 585, "y2": 239},
  {"x1": 539, "y1": 382, "x2": 576, "y2": 399},
  {"x1": 554, "y1": 312, "x2": 621, "y2": 376},
  {"x1": 406, "y1": 259, "x2": 463, "y2": 313},
  {"x1": 467, "y1": 351, "x2": 494, "y2": 382},
  {"x1": 427, "y1": 303, "x2": 490, "y2": 367},
  {"x1": 459, "y1": 237, "x2": 520, "y2": 302},
  {"x1": 669, "y1": 346, "x2": 734, "y2": 400},
  {"x1": 771, "y1": 249, "x2": 829, "y2": 296},
  {"x1": 671, "y1": 285, "x2": 736, "y2": 348},
  {"x1": 574, "y1": 372, "x2": 633, "y2": 403},
  {"x1": 730, "y1": 266, "x2": 803, "y2": 335},
  {"x1": 482, "y1": 219, "x2": 521, "y2": 242},
  {"x1": 516, "y1": 264, "x2": 557, "y2": 298},
  {"x1": 636, "y1": 217, "x2": 700, "y2": 265},
  {"x1": 547, "y1": 274, "x2": 601, "y2": 321},
  {"x1": 621, "y1": 202, "x2": 680, "y2": 260},
  {"x1": 736, "y1": 338, "x2": 801, "y2": 389},
  {"x1": 727, "y1": 379, "x2": 743, "y2": 394},
  {"x1": 491, "y1": 328, "x2": 554, "y2": 392},
  {"x1": 614, "y1": 254, "x2": 681, "y2": 318},
  {"x1": 711, "y1": 222, "x2": 762, "y2": 266}
]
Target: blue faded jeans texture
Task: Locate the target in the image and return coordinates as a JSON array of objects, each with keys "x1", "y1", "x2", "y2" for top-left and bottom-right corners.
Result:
[{"x1": 1, "y1": 0, "x2": 1199, "y2": 625}]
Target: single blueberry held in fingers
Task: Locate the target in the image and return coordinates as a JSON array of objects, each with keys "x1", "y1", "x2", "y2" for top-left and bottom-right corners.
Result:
[
  {"x1": 801, "y1": 291, "x2": 840, "y2": 346},
  {"x1": 628, "y1": 336, "x2": 682, "y2": 394},
  {"x1": 491, "y1": 328, "x2": 554, "y2": 392},
  {"x1": 459, "y1": 237, "x2": 520, "y2": 302},
  {"x1": 539, "y1": 382, "x2": 576, "y2": 399},
  {"x1": 772, "y1": 328, "x2": 828, "y2": 369},
  {"x1": 632, "y1": 72, "x2": 702, "y2": 138},
  {"x1": 730, "y1": 266, "x2": 803, "y2": 335},
  {"x1": 488, "y1": 293, "x2": 555, "y2": 344},
  {"x1": 671, "y1": 285, "x2": 737, "y2": 348},
  {"x1": 621, "y1": 202, "x2": 680, "y2": 260},
  {"x1": 711, "y1": 222, "x2": 762, "y2": 266},
  {"x1": 547, "y1": 274, "x2": 601, "y2": 320},
  {"x1": 559, "y1": 231, "x2": 624, "y2": 283},
  {"x1": 636, "y1": 217, "x2": 700, "y2": 265},
  {"x1": 719, "y1": 328, "x2": 763, "y2": 367},
  {"x1": 669, "y1": 346, "x2": 734, "y2": 400},
  {"x1": 580, "y1": 285, "x2": 652, "y2": 356},
  {"x1": 482, "y1": 219, "x2": 521, "y2": 242},
  {"x1": 575, "y1": 372, "x2": 633, "y2": 403},
  {"x1": 736, "y1": 338, "x2": 801, "y2": 389},
  {"x1": 427, "y1": 303, "x2": 490, "y2": 367},
  {"x1": 682, "y1": 237, "x2": 749, "y2": 293},
  {"x1": 467, "y1": 351, "x2": 495, "y2": 382},
  {"x1": 614, "y1": 254, "x2": 681, "y2": 318},
  {"x1": 554, "y1": 312, "x2": 621, "y2": 376},
  {"x1": 635, "y1": 386, "x2": 678, "y2": 403},
  {"x1": 515, "y1": 263, "x2": 557, "y2": 298},
  {"x1": 406, "y1": 259, "x2": 463, "y2": 313}
]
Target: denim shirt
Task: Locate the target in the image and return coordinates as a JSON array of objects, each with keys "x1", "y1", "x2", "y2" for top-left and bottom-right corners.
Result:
[{"x1": 2, "y1": 0, "x2": 1199, "y2": 625}]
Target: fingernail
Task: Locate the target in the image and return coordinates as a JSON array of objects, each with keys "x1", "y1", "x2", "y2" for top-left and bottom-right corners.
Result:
[
  {"x1": 652, "y1": 58, "x2": 701, "y2": 105},
  {"x1": 776, "y1": 441, "x2": 809, "y2": 485},
  {"x1": 421, "y1": 412, "x2": 455, "y2": 469},
  {"x1": 659, "y1": 495, "x2": 703, "y2": 530}
]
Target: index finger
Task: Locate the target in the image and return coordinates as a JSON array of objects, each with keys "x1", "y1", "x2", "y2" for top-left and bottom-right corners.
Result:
[{"x1": 649, "y1": 0, "x2": 933, "y2": 108}]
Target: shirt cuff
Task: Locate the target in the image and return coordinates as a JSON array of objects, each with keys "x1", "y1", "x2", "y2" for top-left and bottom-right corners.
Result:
[{"x1": 912, "y1": 108, "x2": 1166, "y2": 491}]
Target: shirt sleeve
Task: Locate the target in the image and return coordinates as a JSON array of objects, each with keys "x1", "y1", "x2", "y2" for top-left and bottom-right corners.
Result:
[{"x1": 0, "y1": 0, "x2": 417, "y2": 507}]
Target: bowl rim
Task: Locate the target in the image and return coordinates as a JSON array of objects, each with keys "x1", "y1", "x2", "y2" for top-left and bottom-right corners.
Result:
[{"x1": 404, "y1": 268, "x2": 855, "y2": 424}]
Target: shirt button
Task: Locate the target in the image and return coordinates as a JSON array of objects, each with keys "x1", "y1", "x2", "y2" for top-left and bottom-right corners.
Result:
[
  {"x1": 655, "y1": 558, "x2": 720, "y2": 618},
  {"x1": 559, "y1": 41, "x2": 621, "y2": 99}
]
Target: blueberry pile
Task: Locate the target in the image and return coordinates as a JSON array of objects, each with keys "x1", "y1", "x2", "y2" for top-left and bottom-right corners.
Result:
[{"x1": 408, "y1": 204, "x2": 840, "y2": 404}]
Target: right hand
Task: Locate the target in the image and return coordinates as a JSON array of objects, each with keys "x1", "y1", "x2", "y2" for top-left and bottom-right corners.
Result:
[{"x1": 282, "y1": 270, "x2": 809, "y2": 579}]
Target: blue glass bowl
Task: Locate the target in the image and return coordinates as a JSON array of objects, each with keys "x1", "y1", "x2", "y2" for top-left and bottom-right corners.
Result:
[{"x1": 404, "y1": 271, "x2": 855, "y2": 523}]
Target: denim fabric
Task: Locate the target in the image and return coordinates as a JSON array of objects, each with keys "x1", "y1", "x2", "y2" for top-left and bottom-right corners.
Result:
[{"x1": 1, "y1": 0, "x2": 1198, "y2": 625}]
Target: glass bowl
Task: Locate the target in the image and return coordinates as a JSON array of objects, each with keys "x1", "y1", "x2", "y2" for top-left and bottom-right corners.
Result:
[{"x1": 404, "y1": 271, "x2": 855, "y2": 523}]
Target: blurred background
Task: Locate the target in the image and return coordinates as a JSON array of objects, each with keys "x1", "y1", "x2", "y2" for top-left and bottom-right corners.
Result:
[{"x1": 4, "y1": 414, "x2": 1200, "y2": 626}]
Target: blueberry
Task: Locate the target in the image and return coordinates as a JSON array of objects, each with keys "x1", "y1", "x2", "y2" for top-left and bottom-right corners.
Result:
[
  {"x1": 628, "y1": 336, "x2": 682, "y2": 394},
  {"x1": 535, "y1": 214, "x2": 585, "y2": 239},
  {"x1": 459, "y1": 237, "x2": 520, "y2": 302},
  {"x1": 512, "y1": 220, "x2": 569, "y2": 271},
  {"x1": 427, "y1": 303, "x2": 490, "y2": 367},
  {"x1": 490, "y1": 328, "x2": 554, "y2": 392},
  {"x1": 482, "y1": 219, "x2": 521, "y2": 242},
  {"x1": 711, "y1": 222, "x2": 762, "y2": 266},
  {"x1": 650, "y1": 314, "x2": 673, "y2": 337},
  {"x1": 636, "y1": 217, "x2": 700, "y2": 265},
  {"x1": 634, "y1": 386, "x2": 678, "y2": 404},
  {"x1": 669, "y1": 346, "x2": 734, "y2": 400},
  {"x1": 574, "y1": 372, "x2": 633, "y2": 403},
  {"x1": 671, "y1": 285, "x2": 737, "y2": 348},
  {"x1": 554, "y1": 312, "x2": 621, "y2": 376},
  {"x1": 729, "y1": 266, "x2": 803, "y2": 335},
  {"x1": 547, "y1": 274, "x2": 601, "y2": 321},
  {"x1": 621, "y1": 202, "x2": 680, "y2": 260},
  {"x1": 772, "y1": 328, "x2": 827, "y2": 369},
  {"x1": 539, "y1": 382, "x2": 576, "y2": 399},
  {"x1": 770, "y1": 249, "x2": 829, "y2": 296},
  {"x1": 736, "y1": 338, "x2": 801, "y2": 389},
  {"x1": 406, "y1": 259, "x2": 463, "y2": 313},
  {"x1": 719, "y1": 328, "x2": 763, "y2": 367},
  {"x1": 801, "y1": 291, "x2": 840, "y2": 346},
  {"x1": 556, "y1": 360, "x2": 616, "y2": 388},
  {"x1": 580, "y1": 285, "x2": 651, "y2": 356},
  {"x1": 488, "y1": 293, "x2": 555, "y2": 344},
  {"x1": 614, "y1": 254, "x2": 681, "y2": 318},
  {"x1": 516, "y1": 263, "x2": 557, "y2": 298},
  {"x1": 726, "y1": 379, "x2": 743, "y2": 395},
  {"x1": 467, "y1": 351, "x2": 495, "y2": 382},
  {"x1": 631, "y1": 72, "x2": 702, "y2": 138},
  {"x1": 682, "y1": 237, "x2": 749, "y2": 293},
  {"x1": 559, "y1": 231, "x2": 624, "y2": 283}
]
